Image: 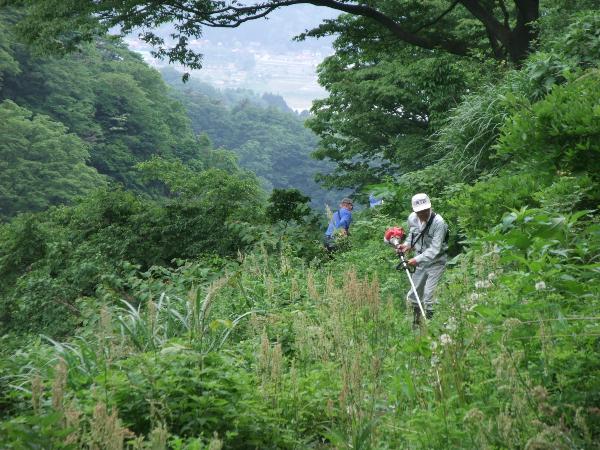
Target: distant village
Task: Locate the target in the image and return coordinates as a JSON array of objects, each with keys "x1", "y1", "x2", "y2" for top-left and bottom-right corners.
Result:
[{"x1": 126, "y1": 36, "x2": 332, "y2": 111}]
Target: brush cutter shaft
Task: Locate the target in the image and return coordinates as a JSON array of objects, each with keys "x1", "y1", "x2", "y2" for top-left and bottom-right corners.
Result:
[
  {"x1": 398, "y1": 252, "x2": 426, "y2": 319},
  {"x1": 385, "y1": 228, "x2": 426, "y2": 321}
]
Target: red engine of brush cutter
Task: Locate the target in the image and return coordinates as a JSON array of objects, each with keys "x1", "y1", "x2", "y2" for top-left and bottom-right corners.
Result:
[{"x1": 384, "y1": 227, "x2": 405, "y2": 247}]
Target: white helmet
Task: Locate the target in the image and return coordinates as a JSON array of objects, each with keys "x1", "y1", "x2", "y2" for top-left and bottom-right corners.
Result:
[{"x1": 411, "y1": 193, "x2": 431, "y2": 212}]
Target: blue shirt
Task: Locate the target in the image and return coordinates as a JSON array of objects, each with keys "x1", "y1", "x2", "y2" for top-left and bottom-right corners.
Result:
[{"x1": 325, "y1": 207, "x2": 352, "y2": 237}]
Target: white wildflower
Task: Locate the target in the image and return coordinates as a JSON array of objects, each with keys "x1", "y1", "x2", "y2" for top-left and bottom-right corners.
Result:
[
  {"x1": 488, "y1": 272, "x2": 496, "y2": 281},
  {"x1": 470, "y1": 292, "x2": 481, "y2": 302},
  {"x1": 431, "y1": 355, "x2": 440, "y2": 367},
  {"x1": 445, "y1": 317, "x2": 457, "y2": 332},
  {"x1": 535, "y1": 281, "x2": 546, "y2": 291},
  {"x1": 475, "y1": 280, "x2": 491, "y2": 289},
  {"x1": 440, "y1": 334, "x2": 452, "y2": 346}
]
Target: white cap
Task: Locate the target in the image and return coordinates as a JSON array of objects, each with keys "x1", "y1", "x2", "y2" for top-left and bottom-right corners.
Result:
[{"x1": 411, "y1": 193, "x2": 431, "y2": 212}]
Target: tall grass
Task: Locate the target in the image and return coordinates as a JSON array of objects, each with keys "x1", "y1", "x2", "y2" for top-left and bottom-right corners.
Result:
[{"x1": 116, "y1": 277, "x2": 264, "y2": 354}]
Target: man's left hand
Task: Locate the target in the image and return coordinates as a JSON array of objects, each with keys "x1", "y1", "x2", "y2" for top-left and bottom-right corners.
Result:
[{"x1": 408, "y1": 258, "x2": 418, "y2": 266}]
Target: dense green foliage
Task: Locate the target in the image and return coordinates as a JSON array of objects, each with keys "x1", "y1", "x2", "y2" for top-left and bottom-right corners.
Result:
[
  {"x1": 266, "y1": 189, "x2": 311, "y2": 225},
  {"x1": 0, "y1": 9, "x2": 197, "y2": 206},
  {"x1": 307, "y1": 1, "x2": 598, "y2": 191},
  {"x1": 1, "y1": 4, "x2": 600, "y2": 450},
  {"x1": 9, "y1": 0, "x2": 597, "y2": 193},
  {"x1": 0, "y1": 153, "x2": 267, "y2": 336},
  {"x1": 307, "y1": 37, "x2": 488, "y2": 189},
  {"x1": 0, "y1": 100, "x2": 106, "y2": 220}
]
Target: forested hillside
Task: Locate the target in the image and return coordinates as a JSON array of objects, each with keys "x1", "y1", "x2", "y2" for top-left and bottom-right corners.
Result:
[
  {"x1": 0, "y1": 10, "x2": 200, "y2": 206},
  {"x1": 160, "y1": 68, "x2": 340, "y2": 207},
  {"x1": 1, "y1": 1, "x2": 599, "y2": 449},
  {"x1": 0, "y1": 9, "x2": 332, "y2": 221}
]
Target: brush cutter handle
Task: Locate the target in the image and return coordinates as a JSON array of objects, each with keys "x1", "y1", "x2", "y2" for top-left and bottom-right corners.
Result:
[{"x1": 396, "y1": 251, "x2": 416, "y2": 273}]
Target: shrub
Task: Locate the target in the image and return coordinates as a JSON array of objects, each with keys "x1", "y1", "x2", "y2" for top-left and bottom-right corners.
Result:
[
  {"x1": 110, "y1": 350, "x2": 296, "y2": 449},
  {"x1": 544, "y1": 10, "x2": 600, "y2": 69},
  {"x1": 497, "y1": 70, "x2": 600, "y2": 180}
]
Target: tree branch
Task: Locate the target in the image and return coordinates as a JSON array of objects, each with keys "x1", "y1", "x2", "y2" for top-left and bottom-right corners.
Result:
[
  {"x1": 497, "y1": 0, "x2": 510, "y2": 29},
  {"x1": 413, "y1": 0, "x2": 461, "y2": 34},
  {"x1": 458, "y1": 0, "x2": 511, "y2": 46},
  {"x1": 201, "y1": 7, "x2": 278, "y2": 27},
  {"x1": 207, "y1": 0, "x2": 307, "y2": 16},
  {"x1": 203, "y1": 0, "x2": 470, "y2": 56},
  {"x1": 513, "y1": 0, "x2": 539, "y2": 29}
]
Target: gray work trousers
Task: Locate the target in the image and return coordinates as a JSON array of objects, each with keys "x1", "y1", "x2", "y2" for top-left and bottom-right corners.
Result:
[{"x1": 406, "y1": 263, "x2": 446, "y2": 311}]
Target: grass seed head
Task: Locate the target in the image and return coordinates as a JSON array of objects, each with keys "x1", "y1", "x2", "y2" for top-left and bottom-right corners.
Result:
[
  {"x1": 524, "y1": 426, "x2": 570, "y2": 450},
  {"x1": 575, "y1": 407, "x2": 592, "y2": 444},
  {"x1": 258, "y1": 330, "x2": 270, "y2": 376},
  {"x1": 90, "y1": 402, "x2": 134, "y2": 450},
  {"x1": 148, "y1": 423, "x2": 168, "y2": 450},
  {"x1": 51, "y1": 358, "x2": 67, "y2": 413},
  {"x1": 306, "y1": 270, "x2": 319, "y2": 300},
  {"x1": 464, "y1": 408, "x2": 485, "y2": 424},
  {"x1": 64, "y1": 401, "x2": 82, "y2": 446},
  {"x1": 266, "y1": 275, "x2": 275, "y2": 299},
  {"x1": 270, "y1": 342, "x2": 283, "y2": 385},
  {"x1": 147, "y1": 300, "x2": 157, "y2": 332},
  {"x1": 290, "y1": 276, "x2": 299, "y2": 301},
  {"x1": 31, "y1": 372, "x2": 43, "y2": 414},
  {"x1": 208, "y1": 432, "x2": 223, "y2": 450},
  {"x1": 325, "y1": 274, "x2": 336, "y2": 297}
]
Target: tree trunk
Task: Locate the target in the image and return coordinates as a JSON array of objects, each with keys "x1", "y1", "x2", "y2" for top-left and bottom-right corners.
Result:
[{"x1": 507, "y1": 0, "x2": 540, "y2": 64}]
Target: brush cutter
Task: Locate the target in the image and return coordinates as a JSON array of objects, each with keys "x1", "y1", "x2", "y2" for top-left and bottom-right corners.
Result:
[{"x1": 384, "y1": 227, "x2": 426, "y2": 320}]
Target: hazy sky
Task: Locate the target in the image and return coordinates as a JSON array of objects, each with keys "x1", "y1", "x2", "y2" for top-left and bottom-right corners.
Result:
[{"x1": 125, "y1": 5, "x2": 339, "y2": 110}]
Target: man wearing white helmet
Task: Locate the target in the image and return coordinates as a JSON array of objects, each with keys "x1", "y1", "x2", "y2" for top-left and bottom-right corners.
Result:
[{"x1": 397, "y1": 193, "x2": 448, "y2": 327}]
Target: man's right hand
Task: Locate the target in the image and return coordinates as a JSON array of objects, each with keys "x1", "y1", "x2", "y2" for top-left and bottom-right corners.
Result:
[{"x1": 397, "y1": 243, "x2": 410, "y2": 253}]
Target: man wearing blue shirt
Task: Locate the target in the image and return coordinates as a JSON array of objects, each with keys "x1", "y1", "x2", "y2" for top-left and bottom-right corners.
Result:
[{"x1": 324, "y1": 198, "x2": 353, "y2": 252}]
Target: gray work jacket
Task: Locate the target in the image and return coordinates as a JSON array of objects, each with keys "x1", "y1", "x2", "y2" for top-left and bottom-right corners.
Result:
[{"x1": 407, "y1": 211, "x2": 448, "y2": 268}]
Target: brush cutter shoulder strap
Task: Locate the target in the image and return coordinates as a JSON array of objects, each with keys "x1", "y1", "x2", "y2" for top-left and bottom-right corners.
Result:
[{"x1": 410, "y1": 212, "x2": 437, "y2": 249}]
